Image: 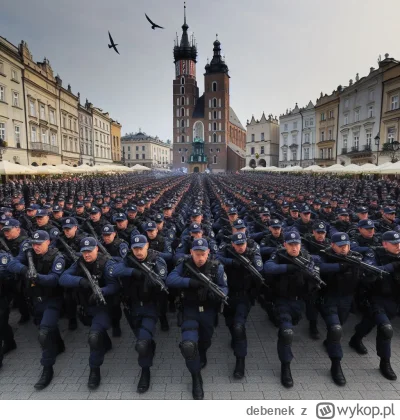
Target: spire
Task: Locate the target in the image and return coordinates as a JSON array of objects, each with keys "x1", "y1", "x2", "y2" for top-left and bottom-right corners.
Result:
[
  {"x1": 205, "y1": 35, "x2": 229, "y2": 75},
  {"x1": 173, "y1": 2, "x2": 197, "y2": 63},
  {"x1": 180, "y1": 2, "x2": 189, "y2": 48}
]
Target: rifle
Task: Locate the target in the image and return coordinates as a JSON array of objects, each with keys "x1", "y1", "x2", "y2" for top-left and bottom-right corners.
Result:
[
  {"x1": 127, "y1": 254, "x2": 169, "y2": 294},
  {"x1": 84, "y1": 220, "x2": 113, "y2": 259},
  {"x1": 0, "y1": 236, "x2": 11, "y2": 253},
  {"x1": 277, "y1": 248, "x2": 326, "y2": 290},
  {"x1": 320, "y1": 249, "x2": 389, "y2": 278},
  {"x1": 184, "y1": 261, "x2": 228, "y2": 305},
  {"x1": 50, "y1": 228, "x2": 106, "y2": 305},
  {"x1": 248, "y1": 215, "x2": 269, "y2": 231},
  {"x1": 26, "y1": 246, "x2": 38, "y2": 287},
  {"x1": 225, "y1": 247, "x2": 266, "y2": 286},
  {"x1": 21, "y1": 213, "x2": 34, "y2": 236}
]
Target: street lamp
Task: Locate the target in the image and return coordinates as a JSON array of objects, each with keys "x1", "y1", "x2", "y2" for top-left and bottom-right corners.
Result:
[{"x1": 374, "y1": 134, "x2": 380, "y2": 165}]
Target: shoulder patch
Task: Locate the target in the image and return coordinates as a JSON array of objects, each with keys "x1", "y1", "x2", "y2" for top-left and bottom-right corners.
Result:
[{"x1": 256, "y1": 259, "x2": 262, "y2": 267}]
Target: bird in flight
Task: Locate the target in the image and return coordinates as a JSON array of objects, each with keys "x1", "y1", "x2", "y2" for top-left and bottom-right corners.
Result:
[
  {"x1": 108, "y1": 31, "x2": 120, "y2": 54},
  {"x1": 145, "y1": 13, "x2": 164, "y2": 30}
]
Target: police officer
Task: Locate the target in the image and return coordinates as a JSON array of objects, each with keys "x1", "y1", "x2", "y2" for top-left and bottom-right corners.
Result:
[
  {"x1": 112, "y1": 234, "x2": 168, "y2": 393},
  {"x1": 8, "y1": 230, "x2": 66, "y2": 390},
  {"x1": 376, "y1": 207, "x2": 400, "y2": 234},
  {"x1": 350, "y1": 219, "x2": 381, "y2": 254},
  {"x1": 259, "y1": 219, "x2": 284, "y2": 259},
  {"x1": 114, "y1": 212, "x2": 136, "y2": 245},
  {"x1": 263, "y1": 231, "x2": 321, "y2": 388},
  {"x1": 59, "y1": 237, "x2": 118, "y2": 389},
  {"x1": 293, "y1": 205, "x2": 314, "y2": 235},
  {"x1": 166, "y1": 238, "x2": 228, "y2": 400},
  {"x1": 349, "y1": 231, "x2": 400, "y2": 380},
  {"x1": 34, "y1": 209, "x2": 56, "y2": 233},
  {"x1": 217, "y1": 232, "x2": 263, "y2": 379}
]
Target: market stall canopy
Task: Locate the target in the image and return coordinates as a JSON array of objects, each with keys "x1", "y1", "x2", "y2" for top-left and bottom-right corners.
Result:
[
  {"x1": 240, "y1": 166, "x2": 254, "y2": 171},
  {"x1": 321, "y1": 164, "x2": 347, "y2": 173},
  {"x1": 31, "y1": 165, "x2": 64, "y2": 175},
  {"x1": 0, "y1": 161, "x2": 37, "y2": 175},
  {"x1": 378, "y1": 161, "x2": 400, "y2": 174},
  {"x1": 131, "y1": 164, "x2": 151, "y2": 171},
  {"x1": 303, "y1": 165, "x2": 324, "y2": 172}
]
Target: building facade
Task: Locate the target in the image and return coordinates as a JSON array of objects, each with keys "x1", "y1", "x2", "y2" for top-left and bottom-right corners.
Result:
[
  {"x1": 78, "y1": 99, "x2": 94, "y2": 166},
  {"x1": 19, "y1": 41, "x2": 62, "y2": 166},
  {"x1": 300, "y1": 101, "x2": 316, "y2": 167},
  {"x1": 172, "y1": 7, "x2": 245, "y2": 173},
  {"x1": 59, "y1": 83, "x2": 80, "y2": 166},
  {"x1": 121, "y1": 131, "x2": 172, "y2": 168},
  {"x1": 92, "y1": 107, "x2": 112, "y2": 164},
  {"x1": 314, "y1": 89, "x2": 340, "y2": 166},
  {"x1": 0, "y1": 36, "x2": 27, "y2": 165},
  {"x1": 246, "y1": 112, "x2": 279, "y2": 167},
  {"x1": 378, "y1": 56, "x2": 400, "y2": 164},
  {"x1": 279, "y1": 104, "x2": 302, "y2": 167},
  {"x1": 111, "y1": 119, "x2": 122, "y2": 163}
]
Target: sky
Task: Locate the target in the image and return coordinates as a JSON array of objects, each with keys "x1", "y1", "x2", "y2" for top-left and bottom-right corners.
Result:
[{"x1": 1, "y1": 0, "x2": 400, "y2": 142}]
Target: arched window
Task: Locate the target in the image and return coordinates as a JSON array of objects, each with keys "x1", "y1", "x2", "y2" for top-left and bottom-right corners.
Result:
[
  {"x1": 213, "y1": 110, "x2": 217, "y2": 119},
  {"x1": 213, "y1": 98, "x2": 217, "y2": 108},
  {"x1": 213, "y1": 155, "x2": 217, "y2": 164},
  {"x1": 181, "y1": 135, "x2": 185, "y2": 143},
  {"x1": 181, "y1": 77, "x2": 185, "y2": 85},
  {"x1": 212, "y1": 82, "x2": 217, "y2": 92},
  {"x1": 213, "y1": 122, "x2": 217, "y2": 131},
  {"x1": 213, "y1": 133, "x2": 217, "y2": 143},
  {"x1": 193, "y1": 121, "x2": 204, "y2": 142},
  {"x1": 180, "y1": 86, "x2": 185, "y2": 95},
  {"x1": 181, "y1": 156, "x2": 185, "y2": 163},
  {"x1": 181, "y1": 119, "x2": 185, "y2": 127},
  {"x1": 180, "y1": 108, "x2": 185, "y2": 117},
  {"x1": 181, "y1": 97, "x2": 185, "y2": 105}
]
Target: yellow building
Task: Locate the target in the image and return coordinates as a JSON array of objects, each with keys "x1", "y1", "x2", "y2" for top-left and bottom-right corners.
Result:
[
  {"x1": 111, "y1": 119, "x2": 122, "y2": 163},
  {"x1": 59, "y1": 83, "x2": 80, "y2": 166},
  {"x1": 0, "y1": 37, "x2": 28, "y2": 165},
  {"x1": 19, "y1": 41, "x2": 62, "y2": 166},
  {"x1": 379, "y1": 61, "x2": 400, "y2": 164},
  {"x1": 314, "y1": 89, "x2": 341, "y2": 166}
]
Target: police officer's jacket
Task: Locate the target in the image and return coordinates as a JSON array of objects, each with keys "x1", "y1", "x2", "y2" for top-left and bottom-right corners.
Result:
[
  {"x1": 112, "y1": 249, "x2": 167, "y2": 304},
  {"x1": 302, "y1": 234, "x2": 331, "y2": 255},
  {"x1": 147, "y1": 233, "x2": 173, "y2": 262},
  {"x1": 260, "y1": 233, "x2": 284, "y2": 257},
  {"x1": 350, "y1": 233, "x2": 382, "y2": 254},
  {"x1": 101, "y1": 237, "x2": 129, "y2": 261},
  {"x1": 0, "y1": 233, "x2": 29, "y2": 257}
]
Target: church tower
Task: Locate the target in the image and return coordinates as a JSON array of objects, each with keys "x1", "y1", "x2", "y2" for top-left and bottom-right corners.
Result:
[{"x1": 172, "y1": 3, "x2": 198, "y2": 170}]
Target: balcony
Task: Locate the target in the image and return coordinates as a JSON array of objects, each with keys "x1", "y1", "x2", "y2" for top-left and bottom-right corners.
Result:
[
  {"x1": 30, "y1": 142, "x2": 59, "y2": 155},
  {"x1": 189, "y1": 154, "x2": 208, "y2": 163}
]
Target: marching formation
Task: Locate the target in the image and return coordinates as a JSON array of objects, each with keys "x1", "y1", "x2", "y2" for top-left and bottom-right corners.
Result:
[{"x1": 0, "y1": 172, "x2": 400, "y2": 400}]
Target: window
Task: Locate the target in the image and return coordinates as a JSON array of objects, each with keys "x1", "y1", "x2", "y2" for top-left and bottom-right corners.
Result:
[
  {"x1": 213, "y1": 122, "x2": 217, "y2": 131},
  {"x1": 261, "y1": 132, "x2": 265, "y2": 141},
  {"x1": 320, "y1": 149, "x2": 324, "y2": 159},
  {"x1": 260, "y1": 146, "x2": 265, "y2": 154},
  {"x1": 321, "y1": 131, "x2": 325, "y2": 141},
  {"x1": 310, "y1": 118, "x2": 314, "y2": 126},
  {"x1": 180, "y1": 97, "x2": 185, "y2": 106},
  {"x1": 284, "y1": 124, "x2": 288, "y2": 131},
  {"x1": 354, "y1": 109, "x2": 360, "y2": 122},
  {"x1": 292, "y1": 150, "x2": 297, "y2": 161},
  {"x1": 142, "y1": 146, "x2": 145, "y2": 151},
  {"x1": 304, "y1": 148, "x2": 309, "y2": 160},
  {"x1": 51, "y1": 132, "x2": 56, "y2": 146},
  {"x1": 136, "y1": 154, "x2": 139, "y2": 159},
  {"x1": 343, "y1": 135, "x2": 348, "y2": 149},
  {"x1": 212, "y1": 82, "x2": 217, "y2": 92},
  {"x1": 216, "y1": 148, "x2": 220, "y2": 152},
  {"x1": 328, "y1": 129, "x2": 332, "y2": 140},
  {"x1": 31, "y1": 125, "x2": 37, "y2": 142},
  {"x1": 0, "y1": 61, "x2": 3, "y2": 74},
  {"x1": 329, "y1": 110, "x2": 334, "y2": 119},
  {"x1": 0, "y1": 123, "x2": 5, "y2": 141},
  {"x1": 213, "y1": 155, "x2": 217, "y2": 164},
  {"x1": 180, "y1": 86, "x2": 185, "y2": 95},
  {"x1": 320, "y1": 113, "x2": 325, "y2": 121},
  {"x1": 304, "y1": 119, "x2": 309, "y2": 128},
  {"x1": 344, "y1": 114, "x2": 349, "y2": 125},
  {"x1": 50, "y1": 110, "x2": 55, "y2": 124},
  {"x1": 292, "y1": 134, "x2": 297, "y2": 144},
  {"x1": 41, "y1": 128, "x2": 47, "y2": 143},
  {"x1": 251, "y1": 134, "x2": 255, "y2": 142},
  {"x1": 142, "y1": 154, "x2": 145, "y2": 159},
  {"x1": 283, "y1": 151, "x2": 287, "y2": 161},
  {"x1": 251, "y1": 147, "x2": 255, "y2": 155},
  {"x1": 69, "y1": 119, "x2": 72, "y2": 130},
  {"x1": 62, "y1": 115, "x2": 66, "y2": 127},
  {"x1": 354, "y1": 134, "x2": 359, "y2": 149},
  {"x1": 12, "y1": 91, "x2": 19, "y2": 107},
  {"x1": 95, "y1": 118, "x2": 97, "y2": 126},
  {"x1": 369, "y1": 90, "x2": 375, "y2": 101},
  {"x1": 213, "y1": 110, "x2": 217, "y2": 119},
  {"x1": 40, "y1": 104, "x2": 45, "y2": 120},
  {"x1": 181, "y1": 77, "x2": 185, "y2": 85},
  {"x1": 180, "y1": 107, "x2": 185, "y2": 117},
  {"x1": 213, "y1": 98, "x2": 217, "y2": 108},
  {"x1": 213, "y1": 133, "x2": 217, "y2": 143},
  {"x1": 328, "y1": 148, "x2": 332, "y2": 159},
  {"x1": 181, "y1": 119, "x2": 185, "y2": 127},
  {"x1": 11, "y1": 69, "x2": 17, "y2": 81},
  {"x1": 181, "y1": 156, "x2": 185, "y2": 163},
  {"x1": 29, "y1": 100, "x2": 35, "y2": 116},
  {"x1": 391, "y1": 95, "x2": 399, "y2": 110},
  {"x1": 366, "y1": 132, "x2": 372, "y2": 148},
  {"x1": 74, "y1": 120, "x2": 77, "y2": 131},
  {"x1": 293, "y1": 122, "x2": 298, "y2": 129},
  {"x1": 14, "y1": 125, "x2": 20, "y2": 145},
  {"x1": 388, "y1": 127, "x2": 396, "y2": 143},
  {"x1": 345, "y1": 99, "x2": 349, "y2": 108}
]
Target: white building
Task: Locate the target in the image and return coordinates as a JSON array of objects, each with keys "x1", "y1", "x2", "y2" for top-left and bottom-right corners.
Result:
[
  {"x1": 92, "y1": 107, "x2": 112, "y2": 164},
  {"x1": 78, "y1": 99, "x2": 94, "y2": 166},
  {"x1": 279, "y1": 104, "x2": 302, "y2": 167},
  {"x1": 300, "y1": 101, "x2": 316, "y2": 167},
  {"x1": 245, "y1": 112, "x2": 279, "y2": 167}
]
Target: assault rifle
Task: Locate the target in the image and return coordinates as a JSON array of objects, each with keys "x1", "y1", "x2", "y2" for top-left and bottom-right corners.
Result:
[
  {"x1": 225, "y1": 247, "x2": 266, "y2": 286},
  {"x1": 184, "y1": 262, "x2": 228, "y2": 305},
  {"x1": 127, "y1": 254, "x2": 169, "y2": 294},
  {"x1": 277, "y1": 248, "x2": 326, "y2": 290},
  {"x1": 21, "y1": 213, "x2": 34, "y2": 236},
  {"x1": 84, "y1": 220, "x2": 113, "y2": 259},
  {"x1": 26, "y1": 246, "x2": 38, "y2": 286},
  {"x1": 0, "y1": 236, "x2": 11, "y2": 253},
  {"x1": 248, "y1": 215, "x2": 269, "y2": 232},
  {"x1": 320, "y1": 249, "x2": 389, "y2": 278},
  {"x1": 50, "y1": 228, "x2": 106, "y2": 305}
]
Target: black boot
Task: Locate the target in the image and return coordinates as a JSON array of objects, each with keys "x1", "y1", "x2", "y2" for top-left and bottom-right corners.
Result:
[
  {"x1": 349, "y1": 334, "x2": 368, "y2": 355},
  {"x1": 233, "y1": 357, "x2": 245, "y2": 379},
  {"x1": 159, "y1": 316, "x2": 169, "y2": 332},
  {"x1": 200, "y1": 350, "x2": 207, "y2": 369},
  {"x1": 2, "y1": 338, "x2": 17, "y2": 355},
  {"x1": 380, "y1": 358, "x2": 397, "y2": 380},
  {"x1": 309, "y1": 320, "x2": 320, "y2": 340},
  {"x1": 280, "y1": 362, "x2": 293, "y2": 388},
  {"x1": 68, "y1": 318, "x2": 78, "y2": 331},
  {"x1": 88, "y1": 367, "x2": 101, "y2": 389},
  {"x1": 137, "y1": 367, "x2": 151, "y2": 393},
  {"x1": 112, "y1": 323, "x2": 122, "y2": 337},
  {"x1": 330, "y1": 358, "x2": 346, "y2": 386},
  {"x1": 34, "y1": 366, "x2": 54, "y2": 390},
  {"x1": 191, "y1": 372, "x2": 204, "y2": 400},
  {"x1": 18, "y1": 314, "x2": 30, "y2": 325}
]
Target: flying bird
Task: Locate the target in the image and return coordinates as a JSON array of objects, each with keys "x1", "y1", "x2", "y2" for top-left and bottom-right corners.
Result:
[
  {"x1": 108, "y1": 31, "x2": 120, "y2": 54},
  {"x1": 145, "y1": 13, "x2": 164, "y2": 30}
]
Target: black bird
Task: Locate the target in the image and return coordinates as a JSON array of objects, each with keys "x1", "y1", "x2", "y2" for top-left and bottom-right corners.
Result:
[
  {"x1": 145, "y1": 13, "x2": 164, "y2": 30},
  {"x1": 108, "y1": 31, "x2": 120, "y2": 55}
]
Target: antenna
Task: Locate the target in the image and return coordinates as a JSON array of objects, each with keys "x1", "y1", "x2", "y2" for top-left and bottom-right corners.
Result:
[{"x1": 184, "y1": 1, "x2": 187, "y2": 24}]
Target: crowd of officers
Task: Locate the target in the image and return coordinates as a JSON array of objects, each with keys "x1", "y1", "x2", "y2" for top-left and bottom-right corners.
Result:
[{"x1": 0, "y1": 172, "x2": 400, "y2": 400}]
